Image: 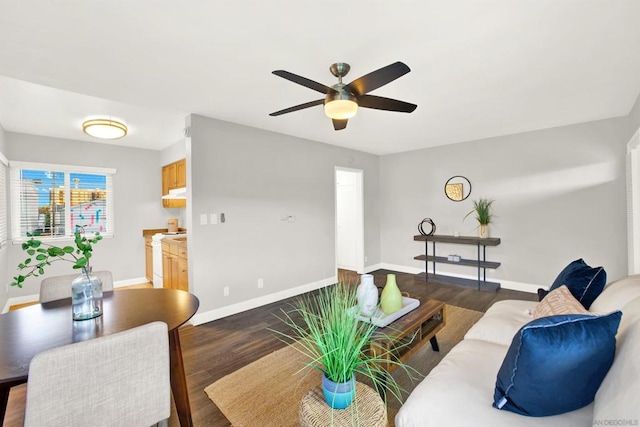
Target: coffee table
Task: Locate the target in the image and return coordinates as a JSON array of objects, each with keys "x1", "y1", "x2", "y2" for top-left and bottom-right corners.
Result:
[{"x1": 368, "y1": 299, "x2": 446, "y2": 374}]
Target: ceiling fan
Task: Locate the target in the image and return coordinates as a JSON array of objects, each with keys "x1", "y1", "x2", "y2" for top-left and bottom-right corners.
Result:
[{"x1": 269, "y1": 61, "x2": 417, "y2": 131}]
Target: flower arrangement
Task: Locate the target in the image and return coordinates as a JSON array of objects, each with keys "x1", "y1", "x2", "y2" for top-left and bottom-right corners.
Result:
[{"x1": 11, "y1": 229, "x2": 103, "y2": 288}]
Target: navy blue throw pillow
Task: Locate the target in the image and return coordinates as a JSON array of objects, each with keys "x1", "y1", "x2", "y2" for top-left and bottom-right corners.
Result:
[
  {"x1": 547, "y1": 259, "x2": 606, "y2": 309},
  {"x1": 493, "y1": 311, "x2": 622, "y2": 417}
]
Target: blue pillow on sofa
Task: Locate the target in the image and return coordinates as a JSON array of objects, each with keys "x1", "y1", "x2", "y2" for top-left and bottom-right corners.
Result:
[
  {"x1": 539, "y1": 259, "x2": 607, "y2": 309},
  {"x1": 493, "y1": 311, "x2": 621, "y2": 417}
]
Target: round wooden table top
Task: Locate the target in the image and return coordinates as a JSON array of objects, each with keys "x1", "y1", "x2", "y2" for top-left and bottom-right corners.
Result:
[{"x1": 0, "y1": 288, "x2": 199, "y2": 386}]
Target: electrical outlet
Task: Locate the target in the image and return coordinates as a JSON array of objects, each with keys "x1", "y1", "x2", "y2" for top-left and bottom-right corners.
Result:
[
  {"x1": 223, "y1": 286, "x2": 229, "y2": 296},
  {"x1": 210, "y1": 213, "x2": 218, "y2": 224},
  {"x1": 199, "y1": 214, "x2": 208, "y2": 225},
  {"x1": 258, "y1": 278, "x2": 264, "y2": 289}
]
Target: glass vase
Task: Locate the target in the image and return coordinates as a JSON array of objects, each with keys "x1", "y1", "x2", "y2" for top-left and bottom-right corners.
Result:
[
  {"x1": 71, "y1": 267, "x2": 103, "y2": 321},
  {"x1": 380, "y1": 273, "x2": 403, "y2": 315}
]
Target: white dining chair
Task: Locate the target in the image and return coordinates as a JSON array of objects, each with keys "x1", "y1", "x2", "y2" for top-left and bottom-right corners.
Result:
[
  {"x1": 39, "y1": 270, "x2": 114, "y2": 303},
  {"x1": 24, "y1": 321, "x2": 171, "y2": 427}
]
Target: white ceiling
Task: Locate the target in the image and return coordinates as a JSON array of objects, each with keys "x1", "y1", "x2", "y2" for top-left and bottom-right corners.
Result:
[{"x1": 0, "y1": 1, "x2": 639, "y2": 155}]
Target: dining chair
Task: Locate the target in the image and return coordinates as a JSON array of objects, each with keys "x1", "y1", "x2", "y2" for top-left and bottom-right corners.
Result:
[
  {"x1": 39, "y1": 270, "x2": 114, "y2": 303},
  {"x1": 24, "y1": 321, "x2": 171, "y2": 427}
]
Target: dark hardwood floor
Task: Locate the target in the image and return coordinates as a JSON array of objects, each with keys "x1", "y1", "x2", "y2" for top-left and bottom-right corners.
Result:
[
  {"x1": 3, "y1": 269, "x2": 537, "y2": 427},
  {"x1": 173, "y1": 269, "x2": 536, "y2": 426}
]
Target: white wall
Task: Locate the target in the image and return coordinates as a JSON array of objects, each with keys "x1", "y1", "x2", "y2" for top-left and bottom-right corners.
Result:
[
  {"x1": 5, "y1": 132, "x2": 167, "y2": 297},
  {"x1": 379, "y1": 117, "x2": 629, "y2": 290},
  {"x1": 188, "y1": 115, "x2": 380, "y2": 319},
  {"x1": 0, "y1": 124, "x2": 8, "y2": 310}
]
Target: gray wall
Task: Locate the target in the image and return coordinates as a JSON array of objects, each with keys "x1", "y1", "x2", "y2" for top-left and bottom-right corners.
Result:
[
  {"x1": 628, "y1": 92, "x2": 640, "y2": 139},
  {"x1": 5, "y1": 132, "x2": 166, "y2": 297},
  {"x1": 0, "y1": 124, "x2": 7, "y2": 309},
  {"x1": 379, "y1": 117, "x2": 629, "y2": 289},
  {"x1": 188, "y1": 115, "x2": 380, "y2": 313}
]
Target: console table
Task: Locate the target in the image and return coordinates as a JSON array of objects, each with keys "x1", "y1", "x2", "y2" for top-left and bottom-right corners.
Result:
[{"x1": 414, "y1": 234, "x2": 501, "y2": 292}]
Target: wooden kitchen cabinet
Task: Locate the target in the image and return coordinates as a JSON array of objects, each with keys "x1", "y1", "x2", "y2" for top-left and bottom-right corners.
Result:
[
  {"x1": 175, "y1": 159, "x2": 187, "y2": 188},
  {"x1": 145, "y1": 236, "x2": 153, "y2": 282},
  {"x1": 162, "y1": 158, "x2": 186, "y2": 208},
  {"x1": 161, "y1": 238, "x2": 188, "y2": 291}
]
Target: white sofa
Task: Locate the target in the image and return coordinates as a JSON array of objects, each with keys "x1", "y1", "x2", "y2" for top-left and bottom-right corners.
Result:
[{"x1": 396, "y1": 275, "x2": 640, "y2": 427}]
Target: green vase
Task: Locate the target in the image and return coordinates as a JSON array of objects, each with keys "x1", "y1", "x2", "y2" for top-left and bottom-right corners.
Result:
[{"x1": 381, "y1": 273, "x2": 403, "y2": 314}]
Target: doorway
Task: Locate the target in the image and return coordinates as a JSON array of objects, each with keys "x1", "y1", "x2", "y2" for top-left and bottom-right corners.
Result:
[{"x1": 335, "y1": 168, "x2": 364, "y2": 274}]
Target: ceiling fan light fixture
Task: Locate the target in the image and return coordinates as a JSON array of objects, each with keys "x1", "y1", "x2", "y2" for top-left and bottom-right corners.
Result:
[
  {"x1": 82, "y1": 118, "x2": 128, "y2": 139},
  {"x1": 324, "y1": 91, "x2": 358, "y2": 119}
]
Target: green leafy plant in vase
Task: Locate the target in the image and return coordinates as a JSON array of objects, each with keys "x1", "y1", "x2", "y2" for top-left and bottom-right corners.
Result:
[
  {"x1": 273, "y1": 282, "x2": 418, "y2": 410},
  {"x1": 464, "y1": 198, "x2": 494, "y2": 238},
  {"x1": 11, "y1": 229, "x2": 104, "y2": 320}
]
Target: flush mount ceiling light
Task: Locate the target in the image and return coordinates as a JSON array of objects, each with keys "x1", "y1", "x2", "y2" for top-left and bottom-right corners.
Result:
[{"x1": 82, "y1": 119, "x2": 128, "y2": 139}]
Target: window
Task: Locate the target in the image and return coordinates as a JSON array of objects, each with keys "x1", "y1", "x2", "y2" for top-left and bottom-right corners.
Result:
[
  {"x1": 10, "y1": 162, "x2": 115, "y2": 241},
  {"x1": 0, "y1": 152, "x2": 7, "y2": 247}
]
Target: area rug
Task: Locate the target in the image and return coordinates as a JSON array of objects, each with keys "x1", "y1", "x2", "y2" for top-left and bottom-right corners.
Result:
[{"x1": 204, "y1": 304, "x2": 483, "y2": 427}]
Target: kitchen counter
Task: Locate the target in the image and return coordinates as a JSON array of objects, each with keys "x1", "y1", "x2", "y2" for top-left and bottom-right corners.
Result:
[{"x1": 142, "y1": 228, "x2": 187, "y2": 237}]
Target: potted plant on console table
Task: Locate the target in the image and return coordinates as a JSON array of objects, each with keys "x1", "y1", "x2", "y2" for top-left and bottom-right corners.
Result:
[
  {"x1": 273, "y1": 282, "x2": 417, "y2": 410},
  {"x1": 464, "y1": 198, "x2": 494, "y2": 238},
  {"x1": 11, "y1": 228, "x2": 104, "y2": 321}
]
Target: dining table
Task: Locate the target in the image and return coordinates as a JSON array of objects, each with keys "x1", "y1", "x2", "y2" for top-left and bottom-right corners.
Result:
[{"x1": 0, "y1": 288, "x2": 199, "y2": 427}]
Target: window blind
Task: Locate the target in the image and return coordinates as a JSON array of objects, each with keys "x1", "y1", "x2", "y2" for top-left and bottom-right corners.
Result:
[
  {"x1": 0, "y1": 152, "x2": 8, "y2": 247},
  {"x1": 10, "y1": 161, "x2": 116, "y2": 241}
]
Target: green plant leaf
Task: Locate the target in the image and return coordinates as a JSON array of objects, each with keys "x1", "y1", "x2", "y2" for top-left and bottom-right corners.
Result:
[
  {"x1": 63, "y1": 246, "x2": 74, "y2": 253},
  {"x1": 35, "y1": 254, "x2": 47, "y2": 261},
  {"x1": 27, "y1": 249, "x2": 35, "y2": 255}
]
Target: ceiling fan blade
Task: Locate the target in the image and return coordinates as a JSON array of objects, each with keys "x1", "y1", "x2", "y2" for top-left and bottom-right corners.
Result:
[
  {"x1": 269, "y1": 99, "x2": 324, "y2": 116},
  {"x1": 344, "y1": 62, "x2": 411, "y2": 96},
  {"x1": 333, "y1": 119, "x2": 348, "y2": 131},
  {"x1": 272, "y1": 70, "x2": 336, "y2": 94},
  {"x1": 358, "y1": 95, "x2": 417, "y2": 113}
]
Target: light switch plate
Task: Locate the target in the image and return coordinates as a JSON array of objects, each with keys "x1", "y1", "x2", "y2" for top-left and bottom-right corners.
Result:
[
  {"x1": 210, "y1": 213, "x2": 218, "y2": 224},
  {"x1": 199, "y1": 214, "x2": 207, "y2": 225}
]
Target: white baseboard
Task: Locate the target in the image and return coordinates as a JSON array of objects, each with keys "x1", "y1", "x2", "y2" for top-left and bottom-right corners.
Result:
[
  {"x1": 364, "y1": 263, "x2": 383, "y2": 274},
  {"x1": 378, "y1": 263, "x2": 539, "y2": 294},
  {"x1": 190, "y1": 275, "x2": 338, "y2": 326},
  {"x1": 113, "y1": 276, "x2": 149, "y2": 288},
  {"x1": 2, "y1": 293, "x2": 40, "y2": 314}
]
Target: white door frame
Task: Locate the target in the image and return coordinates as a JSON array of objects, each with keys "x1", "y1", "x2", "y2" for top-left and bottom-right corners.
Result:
[
  {"x1": 627, "y1": 129, "x2": 640, "y2": 274},
  {"x1": 335, "y1": 167, "x2": 365, "y2": 274}
]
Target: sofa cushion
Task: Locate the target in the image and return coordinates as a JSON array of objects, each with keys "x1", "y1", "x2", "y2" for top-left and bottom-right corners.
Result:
[
  {"x1": 545, "y1": 259, "x2": 607, "y2": 309},
  {"x1": 593, "y1": 296, "x2": 640, "y2": 420},
  {"x1": 395, "y1": 339, "x2": 594, "y2": 427},
  {"x1": 589, "y1": 274, "x2": 640, "y2": 315},
  {"x1": 493, "y1": 311, "x2": 622, "y2": 417},
  {"x1": 532, "y1": 286, "x2": 589, "y2": 319},
  {"x1": 464, "y1": 300, "x2": 537, "y2": 346}
]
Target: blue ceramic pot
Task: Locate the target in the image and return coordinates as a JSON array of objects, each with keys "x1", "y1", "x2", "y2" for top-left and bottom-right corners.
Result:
[{"x1": 322, "y1": 374, "x2": 355, "y2": 409}]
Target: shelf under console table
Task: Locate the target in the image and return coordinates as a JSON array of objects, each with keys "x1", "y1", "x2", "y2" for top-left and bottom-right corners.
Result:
[{"x1": 413, "y1": 234, "x2": 501, "y2": 292}]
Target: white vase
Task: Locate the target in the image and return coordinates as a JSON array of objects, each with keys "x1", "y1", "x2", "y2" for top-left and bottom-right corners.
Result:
[
  {"x1": 356, "y1": 274, "x2": 378, "y2": 317},
  {"x1": 478, "y1": 224, "x2": 490, "y2": 238}
]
